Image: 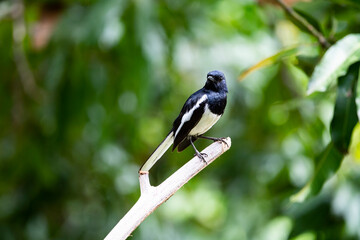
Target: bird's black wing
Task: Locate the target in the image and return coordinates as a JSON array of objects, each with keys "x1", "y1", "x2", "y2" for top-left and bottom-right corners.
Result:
[
  {"x1": 177, "y1": 136, "x2": 197, "y2": 152},
  {"x1": 172, "y1": 89, "x2": 207, "y2": 151}
]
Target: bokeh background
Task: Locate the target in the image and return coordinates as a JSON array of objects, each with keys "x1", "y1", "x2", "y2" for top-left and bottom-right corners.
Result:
[{"x1": 1, "y1": 0, "x2": 360, "y2": 239}]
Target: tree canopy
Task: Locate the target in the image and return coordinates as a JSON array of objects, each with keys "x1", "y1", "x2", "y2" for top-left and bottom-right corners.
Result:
[{"x1": 0, "y1": 0, "x2": 360, "y2": 239}]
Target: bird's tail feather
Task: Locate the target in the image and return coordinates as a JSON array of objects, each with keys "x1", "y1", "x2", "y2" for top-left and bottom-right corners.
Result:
[{"x1": 139, "y1": 131, "x2": 174, "y2": 172}]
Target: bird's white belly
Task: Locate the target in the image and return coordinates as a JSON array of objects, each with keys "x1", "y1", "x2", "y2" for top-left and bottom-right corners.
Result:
[{"x1": 189, "y1": 104, "x2": 221, "y2": 136}]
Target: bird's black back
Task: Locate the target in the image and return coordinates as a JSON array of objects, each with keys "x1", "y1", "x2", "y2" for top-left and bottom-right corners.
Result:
[{"x1": 172, "y1": 89, "x2": 207, "y2": 150}]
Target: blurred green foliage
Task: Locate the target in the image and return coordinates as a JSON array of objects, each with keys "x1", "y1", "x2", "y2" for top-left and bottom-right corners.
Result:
[{"x1": 0, "y1": 0, "x2": 360, "y2": 239}]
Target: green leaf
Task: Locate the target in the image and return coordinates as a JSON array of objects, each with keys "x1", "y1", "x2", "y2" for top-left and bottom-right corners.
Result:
[
  {"x1": 357, "y1": 67, "x2": 360, "y2": 120},
  {"x1": 290, "y1": 142, "x2": 343, "y2": 202},
  {"x1": 239, "y1": 45, "x2": 315, "y2": 81},
  {"x1": 330, "y1": 62, "x2": 360, "y2": 152},
  {"x1": 307, "y1": 34, "x2": 360, "y2": 94},
  {"x1": 292, "y1": 63, "x2": 359, "y2": 202},
  {"x1": 330, "y1": 0, "x2": 360, "y2": 8},
  {"x1": 285, "y1": 61, "x2": 310, "y2": 96}
]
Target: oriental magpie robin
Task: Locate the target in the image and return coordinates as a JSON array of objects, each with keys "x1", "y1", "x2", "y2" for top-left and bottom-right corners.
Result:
[{"x1": 139, "y1": 70, "x2": 228, "y2": 173}]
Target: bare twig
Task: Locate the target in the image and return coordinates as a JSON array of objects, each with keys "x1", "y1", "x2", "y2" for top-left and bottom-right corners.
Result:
[
  {"x1": 104, "y1": 137, "x2": 232, "y2": 240},
  {"x1": 274, "y1": 0, "x2": 330, "y2": 49}
]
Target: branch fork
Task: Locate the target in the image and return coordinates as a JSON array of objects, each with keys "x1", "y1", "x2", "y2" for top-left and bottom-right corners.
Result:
[{"x1": 105, "y1": 137, "x2": 231, "y2": 240}]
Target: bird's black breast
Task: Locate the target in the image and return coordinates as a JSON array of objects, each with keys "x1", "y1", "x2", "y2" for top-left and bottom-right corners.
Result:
[{"x1": 207, "y1": 91, "x2": 227, "y2": 115}]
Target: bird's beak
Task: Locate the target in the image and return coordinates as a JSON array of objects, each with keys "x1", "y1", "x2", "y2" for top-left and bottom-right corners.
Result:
[{"x1": 207, "y1": 76, "x2": 215, "y2": 82}]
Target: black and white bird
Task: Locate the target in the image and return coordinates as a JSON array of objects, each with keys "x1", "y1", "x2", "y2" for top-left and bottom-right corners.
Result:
[{"x1": 139, "y1": 70, "x2": 228, "y2": 173}]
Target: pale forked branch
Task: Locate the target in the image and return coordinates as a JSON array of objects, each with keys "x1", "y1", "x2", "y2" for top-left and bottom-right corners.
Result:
[{"x1": 104, "y1": 137, "x2": 232, "y2": 240}]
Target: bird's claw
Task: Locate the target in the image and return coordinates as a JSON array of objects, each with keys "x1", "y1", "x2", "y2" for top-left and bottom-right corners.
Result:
[
  {"x1": 217, "y1": 137, "x2": 229, "y2": 147},
  {"x1": 195, "y1": 152, "x2": 208, "y2": 164}
]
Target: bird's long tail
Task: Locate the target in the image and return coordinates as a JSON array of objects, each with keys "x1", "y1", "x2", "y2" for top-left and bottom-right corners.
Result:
[{"x1": 139, "y1": 131, "x2": 174, "y2": 172}]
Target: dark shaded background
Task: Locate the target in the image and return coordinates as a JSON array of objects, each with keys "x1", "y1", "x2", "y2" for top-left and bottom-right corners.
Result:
[{"x1": 0, "y1": 0, "x2": 360, "y2": 239}]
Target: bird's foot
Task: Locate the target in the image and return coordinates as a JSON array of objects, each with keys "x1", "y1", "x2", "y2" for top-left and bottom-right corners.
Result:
[
  {"x1": 194, "y1": 152, "x2": 208, "y2": 164},
  {"x1": 216, "y1": 137, "x2": 229, "y2": 147},
  {"x1": 198, "y1": 135, "x2": 229, "y2": 147}
]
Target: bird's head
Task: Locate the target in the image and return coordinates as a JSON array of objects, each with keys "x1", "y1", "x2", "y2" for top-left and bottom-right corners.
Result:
[{"x1": 205, "y1": 70, "x2": 228, "y2": 93}]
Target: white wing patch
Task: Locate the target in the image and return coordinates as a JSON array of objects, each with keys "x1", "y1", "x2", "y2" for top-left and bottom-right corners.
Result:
[
  {"x1": 175, "y1": 94, "x2": 208, "y2": 138},
  {"x1": 189, "y1": 104, "x2": 221, "y2": 136}
]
